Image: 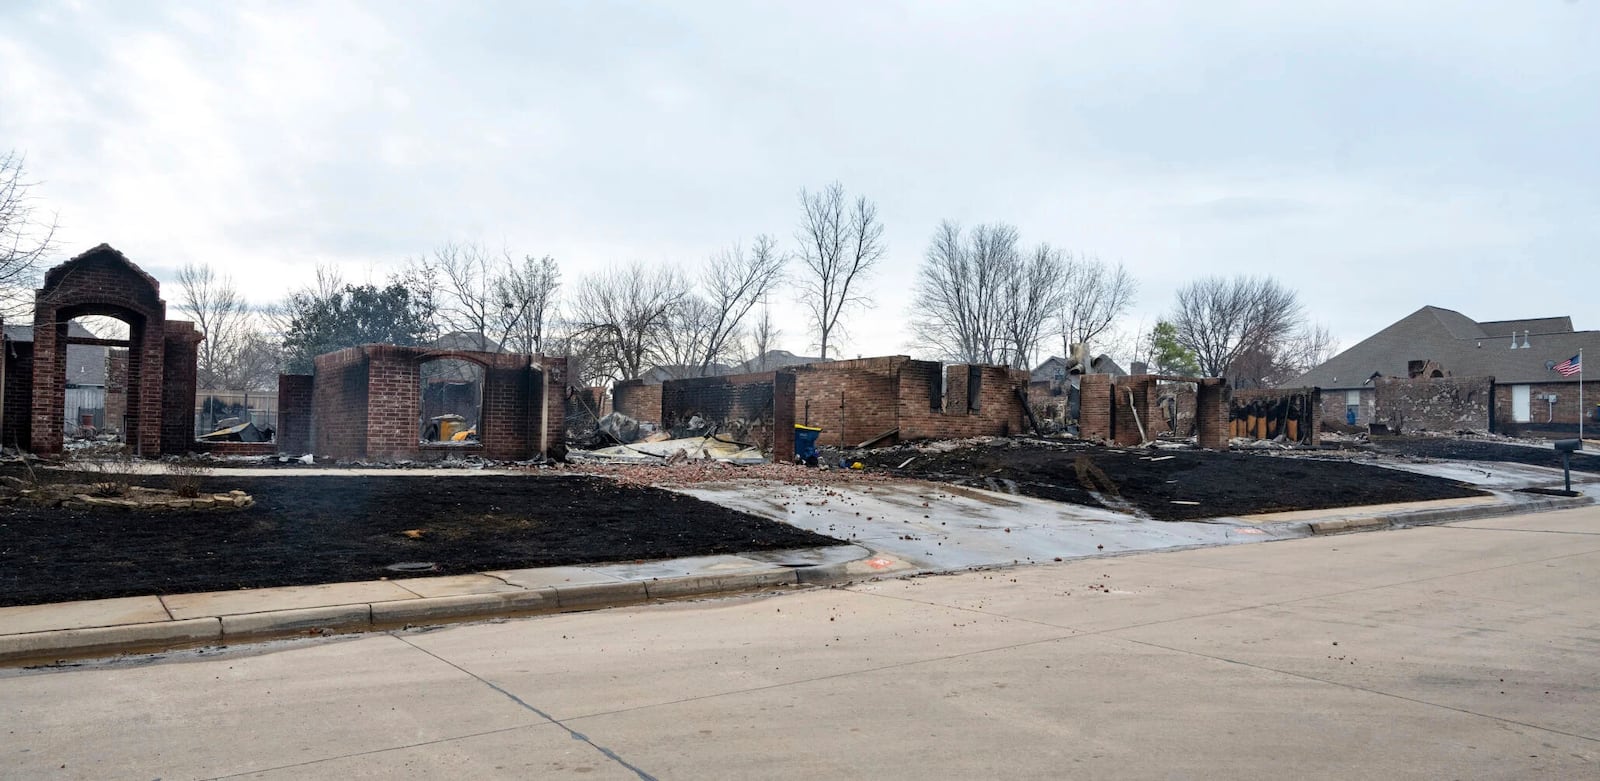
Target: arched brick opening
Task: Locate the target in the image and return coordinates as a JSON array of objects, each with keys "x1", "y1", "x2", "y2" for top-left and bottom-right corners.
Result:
[
  {"x1": 28, "y1": 245, "x2": 201, "y2": 456},
  {"x1": 419, "y1": 355, "x2": 487, "y2": 444}
]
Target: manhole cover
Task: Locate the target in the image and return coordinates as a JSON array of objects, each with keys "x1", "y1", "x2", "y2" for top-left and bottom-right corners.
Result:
[{"x1": 386, "y1": 562, "x2": 438, "y2": 573}]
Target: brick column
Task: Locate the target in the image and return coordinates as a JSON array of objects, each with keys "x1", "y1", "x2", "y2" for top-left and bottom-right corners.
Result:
[
  {"x1": 1079, "y1": 374, "x2": 1114, "y2": 442},
  {"x1": 364, "y1": 346, "x2": 421, "y2": 460},
  {"x1": 540, "y1": 356, "x2": 568, "y2": 459},
  {"x1": 29, "y1": 305, "x2": 62, "y2": 455},
  {"x1": 771, "y1": 372, "x2": 796, "y2": 463},
  {"x1": 277, "y1": 374, "x2": 314, "y2": 454},
  {"x1": 160, "y1": 321, "x2": 202, "y2": 455},
  {"x1": 1196, "y1": 379, "x2": 1231, "y2": 451}
]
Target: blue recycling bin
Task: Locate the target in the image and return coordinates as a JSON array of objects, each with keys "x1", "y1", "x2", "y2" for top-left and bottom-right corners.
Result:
[{"x1": 794, "y1": 424, "x2": 822, "y2": 464}]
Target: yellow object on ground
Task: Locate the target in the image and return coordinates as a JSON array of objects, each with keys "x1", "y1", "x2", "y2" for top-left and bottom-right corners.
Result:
[
  {"x1": 851, "y1": 462, "x2": 864, "y2": 470},
  {"x1": 451, "y1": 428, "x2": 475, "y2": 442}
]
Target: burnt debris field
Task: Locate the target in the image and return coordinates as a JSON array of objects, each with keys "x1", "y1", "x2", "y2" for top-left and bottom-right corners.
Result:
[
  {"x1": 856, "y1": 439, "x2": 1486, "y2": 521},
  {"x1": 0, "y1": 472, "x2": 842, "y2": 607}
]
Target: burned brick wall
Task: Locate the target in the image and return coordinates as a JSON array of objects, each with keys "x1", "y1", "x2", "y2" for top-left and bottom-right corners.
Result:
[
  {"x1": 612, "y1": 379, "x2": 663, "y2": 424},
  {"x1": 784, "y1": 357, "x2": 1026, "y2": 447},
  {"x1": 659, "y1": 370, "x2": 795, "y2": 461},
  {"x1": 1078, "y1": 374, "x2": 1114, "y2": 441},
  {"x1": 789, "y1": 357, "x2": 904, "y2": 447},
  {"x1": 1080, "y1": 373, "x2": 1231, "y2": 450},
  {"x1": 311, "y1": 347, "x2": 370, "y2": 458},
  {"x1": 1319, "y1": 388, "x2": 1376, "y2": 430},
  {"x1": 2, "y1": 338, "x2": 33, "y2": 449},
  {"x1": 480, "y1": 360, "x2": 530, "y2": 461},
  {"x1": 363, "y1": 346, "x2": 423, "y2": 460},
  {"x1": 1195, "y1": 380, "x2": 1231, "y2": 450},
  {"x1": 889, "y1": 359, "x2": 948, "y2": 442},
  {"x1": 277, "y1": 374, "x2": 314, "y2": 454},
  {"x1": 904, "y1": 363, "x2": 1029, "y2": 441},
  {"x1": 310, "y1": 345, "x2": 562, "y2": 461},
  {"x1": 1111, "y1": 375, "x2": 1156, "y2": 446},
  {"x1": 1229, "y1": 387, "x2": 1321, "y2": 445},
  {"x1": 1374, "y1": 376, "x2": 1493, "y2": 435}
]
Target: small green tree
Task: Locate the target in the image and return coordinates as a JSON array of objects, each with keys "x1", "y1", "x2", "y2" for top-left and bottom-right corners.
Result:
[{"x1": 1150, "y1": 320, "x2": 1201, "y2": 376}]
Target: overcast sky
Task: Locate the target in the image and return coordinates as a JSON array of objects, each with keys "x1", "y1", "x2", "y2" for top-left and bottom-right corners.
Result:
[{"x1": 3, "y1": 0, "x2": 1596, "y2": 362}]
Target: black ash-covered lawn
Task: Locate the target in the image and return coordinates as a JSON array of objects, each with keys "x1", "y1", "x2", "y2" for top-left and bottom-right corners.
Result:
[{"x1": 0, "y1": 472, "x2": 842, "y2": 607}]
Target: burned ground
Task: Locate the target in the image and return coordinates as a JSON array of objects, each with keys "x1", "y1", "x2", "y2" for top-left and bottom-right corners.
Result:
[
  {"x1": 1367, "y1": 437, "x2": 1600, "y2": 474},
  {"x1": 0, "y1": 472, "x2": 842, "y2": 607},
  {"x1": 855, "y1": 439, "x2": 1484, "y2": 521}
]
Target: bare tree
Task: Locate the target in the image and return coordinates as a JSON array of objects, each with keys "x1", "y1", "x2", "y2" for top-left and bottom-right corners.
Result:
[
  {"x1": 229, "y1": 329, "x2": 283, "y2": 391},
  {"x1": 413, "y1": 242, "x2": 506, "y2": 349},
  {"x1": 910, "y1": 222, "x2": 1070, "y2": 369},
  {"x1": 909, "y1": 221, "x2": 1018, "y2": 364},
  {"x1": 691, "y1": 234, "x2": 787, "y2": 376},
  {"x1": 176, "y1": 263, "x2": 248, "y2": 389},
  {"x1": 1171, "y1": 275, "x2": 1304, "y2": 383},
  {"x1": 566, "y1": 263, "x2": 687, "y2": 381},
  {"x1": 744, "y1": 295, "x2": 781, "y2": 370},
  {"x1": 1229, "y1": 322, "x2": 1340, "y2": 388},
  {"x1": 655, "y1": 295, "x2": 718, "y2": 378},
  {"x1": 0, "y1": 151, "x2": 59, "y2": 316},
  {"x1": 495, "y1": 254, "x2": 560, "y2": 355},
  {"x1": 795, "y1": 182, "x2": 884, "y2": 360},
  {"x1": 1001, "y1": 243, "x2": 1071, "y2": 369},
  {"x1": 1057, "y1": 255, "x2": 1137, "y2": 357}
]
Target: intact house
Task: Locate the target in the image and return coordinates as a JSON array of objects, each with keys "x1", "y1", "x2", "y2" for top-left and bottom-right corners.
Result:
[{"x1": 1293, "y1": 306, "x2": 1598, "y2": 435}]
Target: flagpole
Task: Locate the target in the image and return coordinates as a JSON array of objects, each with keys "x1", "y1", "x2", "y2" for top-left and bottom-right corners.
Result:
[{"x1": 1580, "y1": 347, "x2": 1584, "y2": 443}]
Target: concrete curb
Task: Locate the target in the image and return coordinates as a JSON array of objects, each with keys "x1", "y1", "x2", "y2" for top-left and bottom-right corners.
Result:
[
  {"x1": 1308, "y1": 493, "x2": 1594, "y2": 536},
  {"x1": 551, "y1": 581, "x2": 648, "y2": 610},
  {"x1": 0, "y1": 618, "x2": 221, "y2": 666},
  {"x1": 1308, "y1": 517, "x2": 1390, "y2": 535},
  {"x1": 644, "y1": 569, "x2": 799, "y2": 600},
  {"x1": 0, "y1": 568, "x2": 829, "y2": 667},
  {"x1": 371, "y1": 588, "x2": 559, "y2": 627},
  {"x1": 221, "y1": 604, "x2": 373, "y2": 642}
]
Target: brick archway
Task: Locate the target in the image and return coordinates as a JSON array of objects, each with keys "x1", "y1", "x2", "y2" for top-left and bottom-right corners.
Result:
[{"x1": 29, "y1": 245, "x2": 201, "y2": 456}]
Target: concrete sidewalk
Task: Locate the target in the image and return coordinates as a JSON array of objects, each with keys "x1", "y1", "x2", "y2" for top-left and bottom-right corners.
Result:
[{"x1": 3, "y1": 504, "x2": 1596, "y2": 779}]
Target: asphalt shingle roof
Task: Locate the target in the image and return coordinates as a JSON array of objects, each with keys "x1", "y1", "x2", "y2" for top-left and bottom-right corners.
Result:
[{"x1": 1294, "y1": 306, "x2": 1596, "y2": 388}]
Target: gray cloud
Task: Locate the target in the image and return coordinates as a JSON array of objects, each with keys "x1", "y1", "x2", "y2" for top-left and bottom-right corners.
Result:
[{"x1": 2, "y1": 0, "x2": 1597, "y2": 361}]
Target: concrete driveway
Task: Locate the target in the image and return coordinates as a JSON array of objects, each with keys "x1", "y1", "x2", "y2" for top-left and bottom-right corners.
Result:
[{"x1": 3, "y1": 506, "x2": 1596, "y2": 779}]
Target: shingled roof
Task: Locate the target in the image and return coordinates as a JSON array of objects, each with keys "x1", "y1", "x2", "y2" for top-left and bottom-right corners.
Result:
[{"x1": 1294, "y1": 306, "x2": 1596, "y2": 388}]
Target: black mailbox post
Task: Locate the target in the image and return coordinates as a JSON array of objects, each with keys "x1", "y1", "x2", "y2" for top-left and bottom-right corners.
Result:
[{"x1": 1554, "y1": 439, "x2": 1583, "y2": 493}]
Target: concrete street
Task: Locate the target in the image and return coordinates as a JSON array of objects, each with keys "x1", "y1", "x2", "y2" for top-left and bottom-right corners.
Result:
[{"x1": 3, "y1": 506, "x2": 1597, "y2": 780}]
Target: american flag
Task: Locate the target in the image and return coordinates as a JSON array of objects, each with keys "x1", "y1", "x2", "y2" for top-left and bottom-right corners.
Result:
[{"x1": 1554, "y1": 353, "x2": 1582, "y2": 377}]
